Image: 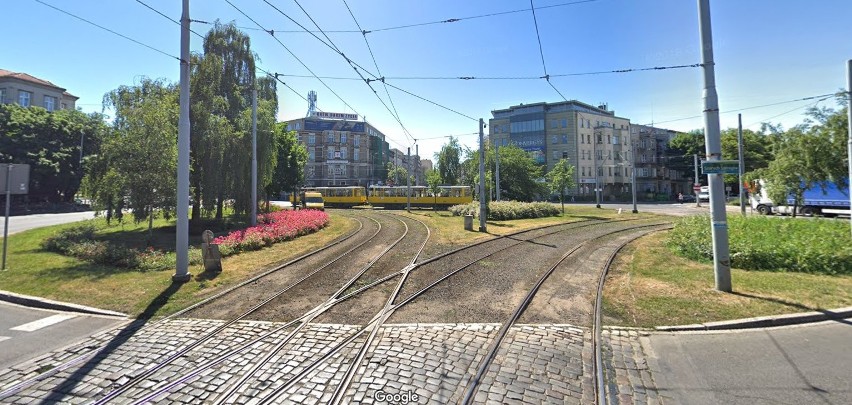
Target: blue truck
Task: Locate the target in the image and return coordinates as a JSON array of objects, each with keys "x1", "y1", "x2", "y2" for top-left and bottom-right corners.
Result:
[{"x1": 750, "y1": 179, "x2": 851, "y2": 216}]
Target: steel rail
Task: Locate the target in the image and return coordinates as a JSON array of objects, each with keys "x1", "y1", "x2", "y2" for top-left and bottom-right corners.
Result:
[
  {"x1": 460, "y1": 222, "x2": 672, "y2": 404},
  {"x1": 0, "y1": 212, "x2": 366, "y2": 401}
]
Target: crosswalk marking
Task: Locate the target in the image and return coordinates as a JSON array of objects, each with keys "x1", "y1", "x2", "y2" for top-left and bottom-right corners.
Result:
[
  {"x1": 0, "y1": 336, "x2": 10, "y2": 343},
  {"x1": 10, "y1": 314, "x2": 77, "y2": 332}
]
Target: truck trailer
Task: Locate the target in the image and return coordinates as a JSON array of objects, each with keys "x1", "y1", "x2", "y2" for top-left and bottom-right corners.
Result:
[{"x1": 750, "y1": 179, "x2": 851, "y2": 217}]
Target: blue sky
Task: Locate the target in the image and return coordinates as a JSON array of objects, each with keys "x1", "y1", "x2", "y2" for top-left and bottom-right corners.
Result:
[{"x1": 4, "y1": 0, "x2": 852, "y2": 160}]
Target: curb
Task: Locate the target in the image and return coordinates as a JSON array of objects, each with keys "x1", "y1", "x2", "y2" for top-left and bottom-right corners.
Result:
[
  {"x1": 655, "y1": 306, "x2": 852, "y2": 331},
  {"x1": 0, "y1": 290, "x2": 128, "y2": 318}
]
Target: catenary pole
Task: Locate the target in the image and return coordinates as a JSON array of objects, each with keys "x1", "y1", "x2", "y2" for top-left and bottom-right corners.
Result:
[
  {"x1": 2, "y1": 165, "x2": 10, "y2": 270},
  {"x1": 847, "y1": 59, "x2": 852, "y2": 238},
  {"x1": 631, "y1": 135, "x2": 638, "y2": 213},
  {"x1": 407, "y1": 147, "x2": 411, "y2": 211},
  {"x1": 251, "y1": 89, "x2": 258, "y2": 226},
  {"x1": 495, "y1": 144, "x2": 501, "y2": 201},
  {"x1": 698, "y1": 0, "x2": 731, "y2": 292},
  {"x1": 415, "y1": 144, "x2": 419, "y2": 186},
  {"x1": 594, "y1": 131, "x2": 601, "y2": 208},
  {"x1": 738, "y1": 113, "x2": 746, "y2": 215},
  {"x1": 173, "y1": 0, "x2": 191, "y2": 282},
  {"x1": 479, "y1": 119, "x2": 487, "y2": 232}
]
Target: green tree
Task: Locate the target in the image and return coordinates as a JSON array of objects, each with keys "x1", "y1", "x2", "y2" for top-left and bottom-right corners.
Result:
[
  {"x1": 547, "y1": 159, "x2": 576, "y2": 214},
  {"x1": 425, "y1": 169, "x2": 442, "y2": 209},
  {"x1": 386, "y1": 163, "x2": 410, "y2": 186},
  {"x1": 434, "y1": 136, "x2": 463, "y2": 185},
  {"x1": 463, "y1": 145, "x2": 543, "y2": 201},
  {"x1": 265, "y1": 122, "x2": 307, "y2": 208}
]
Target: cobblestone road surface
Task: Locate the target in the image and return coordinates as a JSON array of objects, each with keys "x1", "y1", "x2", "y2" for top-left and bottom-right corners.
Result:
[{"x1": 0, "y1": 320, "x2": 664, "y2": 404}]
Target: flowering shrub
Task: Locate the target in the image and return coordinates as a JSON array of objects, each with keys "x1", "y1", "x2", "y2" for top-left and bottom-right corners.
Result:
[
  {"x1": 212, "y1": 210, "x2": 330, "y2": 256},
  {"x1": 449, "y1": 201, "x2": 559, "y2": 220}
]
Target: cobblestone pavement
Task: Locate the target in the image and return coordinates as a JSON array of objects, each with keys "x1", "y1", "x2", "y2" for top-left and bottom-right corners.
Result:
[
  {"x1": 601, "y1": 328, "x2": 666, "y2": 405},
  {"x1": 0, "y1": 320, "x2": 670, "y2": 404}
]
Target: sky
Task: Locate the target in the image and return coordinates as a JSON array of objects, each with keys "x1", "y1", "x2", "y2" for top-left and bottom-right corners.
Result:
[{"x1": 4, "y1": 0, "x2": 852, "y2": 162}]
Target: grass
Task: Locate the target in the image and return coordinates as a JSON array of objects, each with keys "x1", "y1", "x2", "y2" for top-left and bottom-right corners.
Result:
[
  {"x1": 0, "y1": 212, "x2": 356, "y2": 317},
  {"x1": 603, "y1": 231, "x2": 852, "y2": 328}
]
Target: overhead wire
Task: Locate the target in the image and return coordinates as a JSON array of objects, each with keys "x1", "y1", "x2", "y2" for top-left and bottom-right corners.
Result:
[{"x1": 645, "y1": 92, "x2": 840, "y2": 126}]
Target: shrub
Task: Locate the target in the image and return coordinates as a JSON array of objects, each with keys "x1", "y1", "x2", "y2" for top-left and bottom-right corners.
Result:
[
  {"x1": 212, "y1": 210, "x2": 330, "y2": 256},
  {"x1": 667, "y1": 215, "x2": 852, "y2": 275},
  {"x1": 448, "y1": 201, "x2": 560, "y2": 220}
]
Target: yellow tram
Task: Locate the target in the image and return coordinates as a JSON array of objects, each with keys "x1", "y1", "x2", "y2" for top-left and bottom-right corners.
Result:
[
  {"x1": 294, "y1": 186, "x2": 367, "y2": 208},
  {"x1": 367, "y1": 185, "x2": 472, "y2": 209}
]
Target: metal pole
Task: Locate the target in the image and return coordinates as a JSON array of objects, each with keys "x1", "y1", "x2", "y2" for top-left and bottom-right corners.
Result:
[
  {"x1": 594, "y1": 131, "x2": 600, "y2": 208},
  {"x1": 847, "y1": 59, "x2": 852, "y2": 238},
  {"x1": 694, "y1": 153, "x2": 701, "y2": 207},
  {"x1": 406, "y1": 147, "x2": 411, "y2": 212},
  {"x1": 173, "y1": 0, "x2": 191, "y2": 282},
  {"x1": 2, "y1": 165, "x2": 11, "y2": 270},
  {"x1": 738, "y1": 114, "x2": 746, "y2": 215},
  {"x1": 251, "y1": 88, "x2": 258, "y2": 226},
  {"x1": 415, "y1": 144, "x2": 419, "y2": 186},
  {"x1": 698, "y1": 0, "x2": 731, "y2": 292},
  {"x1": 631, "y1": 137, "x2": 638, "y2": 213},
  {"x1": 478, "y1": 119, "x2": 487, "y2": 232},
  {"x1": 495, "y1": 145, "x2": 501, "y2": 201}
]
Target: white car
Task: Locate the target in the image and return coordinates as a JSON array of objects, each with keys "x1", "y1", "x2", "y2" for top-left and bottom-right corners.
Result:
[{"x1": 698, "y1": 186, "x2": 709, "y2": 202}]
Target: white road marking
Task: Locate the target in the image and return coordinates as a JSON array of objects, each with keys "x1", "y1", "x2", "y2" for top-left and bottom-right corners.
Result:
[
  {"x1": 10, "y1": 314, "x2": 77, "y2": 332},
  {"x1": 0, "y1": 336, "x2": 10, "y2": 343}
]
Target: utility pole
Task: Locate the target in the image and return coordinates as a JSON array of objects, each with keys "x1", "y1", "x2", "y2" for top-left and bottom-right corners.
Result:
[
  {"x1": 251, "y1": 88, "x2": 258, "y2": 226},
  {"x1": 406, "y1": 147, "x2": 411, "y2": 212},
  {"x1": 698, "y1": 0, "x2": 731, "y2": 292},
  {"x1": 694, "y1": 153, "x2": 701, "y2": 208},
  {"x1": 173, "y1": 0, "x2": 191, "y2": 282},
  {"x1": 594, "y1": 131, "x2": 601, "y2": 208},
  {"x1": 738, "y1": 114, "x2": 746, "y2": 215},
  {"x1": 415, "y1": 143, "x2": 419, "y2": 186},
  {"x1": 2, "y1": 165, "x2": 10, "y2": 270},
  {"x1": 495, "y1": 145, "x2": 501, "y2": 201},
  {"x1": 478, "y1": 119, "x2": 487, "y2": 232},
  {"x1": 631, "y1": 136, "x2": 638, "y2": 213},
  {"x1": 847, "y1": 59, "x2": 852, "y2": 239}
]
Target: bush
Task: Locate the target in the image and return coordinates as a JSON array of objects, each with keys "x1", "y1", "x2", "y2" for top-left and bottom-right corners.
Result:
[
  {"x1": 448, "y1": 201, "x2": 560, "y2": 221},
  {"x1": 212, "y1": 209, "x2": 330, "y2": 256},
  {"x1": 667, "y1": 215, "x2": 852, "y2": 275}
]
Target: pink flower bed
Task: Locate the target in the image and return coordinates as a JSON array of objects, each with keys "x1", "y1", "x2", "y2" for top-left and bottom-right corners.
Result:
[{"x1": 212, "y1": 210, "x2": 330, "y2": 255}]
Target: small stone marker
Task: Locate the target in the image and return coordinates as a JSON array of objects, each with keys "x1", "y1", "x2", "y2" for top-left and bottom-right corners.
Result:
[{"x1": 201, "y1": 230, "x2": 222, "y2": 272}]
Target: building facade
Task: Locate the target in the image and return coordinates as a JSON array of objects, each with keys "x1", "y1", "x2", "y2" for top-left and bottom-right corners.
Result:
[
  {"x1": 388, "y1": 148, "x2": 423, "y2": 186},
  {"x1": 489, "y1": 100, "x2": 632, "y2": 200},
  {"x1": 630, "y1": 124, "x2": 691, "y2": 199},
  {"x1": 0, "y1": 69, "x2": 78, "y2": 111},
  {"x1": 285, "y1": 116, "x2": 393, "y2": 187}
]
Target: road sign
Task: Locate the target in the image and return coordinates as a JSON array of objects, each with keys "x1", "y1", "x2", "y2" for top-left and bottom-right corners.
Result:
[
  {"x1": 693, "y1": 185, "x2": 702, "y2": 191},
  {"x1": 0, "y1": 164, "x2": 30, "y2": 195},
  {"x1": 702, "y1": 160, "x2": 739, "y2": 174}
]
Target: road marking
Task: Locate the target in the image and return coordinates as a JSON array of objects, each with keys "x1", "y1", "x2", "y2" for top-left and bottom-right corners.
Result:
[
  {"x1": 10, "y1": 314, "x2": 77, "y2": 332},
  {"x1": 0, "y1": 336, "x2": 10, "y2": 343}
]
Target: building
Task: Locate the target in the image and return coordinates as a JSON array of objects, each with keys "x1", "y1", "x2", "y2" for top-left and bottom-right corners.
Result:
[
  {"x1": 630, "y1": 124, "x2": 691, "y2": 199},
  {"x1": 285, "y1": 114, "x2": 392, "y2": 187},
  {"x1": 0, "y1": 69, "x2": 78, "y2": 111},
  {"x1": 489, "y1": 100, "x2": 632, "y2": 200},
  {"x1": 388, "y1": 148, "x2": 423, "y2": 186}
]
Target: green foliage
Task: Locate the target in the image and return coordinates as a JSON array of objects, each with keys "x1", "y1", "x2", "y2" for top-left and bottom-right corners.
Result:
[
  {"x1": 546, "y1": 159, "x2": 576, "y2": 213},
  {"x1": 386, "y1": 163, "x2": 410, "y2": 186},
  {"x1": 434, "y1": 136, "x2": 463, "y2": 185},
  {"x1": 0, "y1": 104, "x2": 108, "y2": 203},
  {"x1": 667, "y1": 215, "x2": 852, "y2": 275},
  {"x1": 265, "y1": 122, "x2": 307, "y2": 199},
  {"x1": 448, "y1": 200, "x2": 559, "y2": 220},
  {"x1": 463, "y1": 144, "x2": 543, "y2": 202}
]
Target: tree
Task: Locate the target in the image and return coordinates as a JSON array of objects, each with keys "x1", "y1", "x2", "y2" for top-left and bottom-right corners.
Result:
[
  {"x1": 265, "y1": 122, "x2": 307, "y2": 208},
  {"x1": 98, "y1": 78, "x2": 179, "y2": 229},
  {"x1": 425, "y1": 169, "x2": 442, "y2": 209},
  {"x1": 0, "y1": 104, "x2": 107, "y2": 203},
  {"x1": 462, "y1": 145, "x2": 543, "y2": 201},
  {"x1": 434, "y1": 136, "x2": 463, "y2": 185},
  {"x1": 386, "y1": 163, "x2": 410, "y2": 186},
  {"x1": 547, "y1": 159, "x2": 576, "y2": 214}
]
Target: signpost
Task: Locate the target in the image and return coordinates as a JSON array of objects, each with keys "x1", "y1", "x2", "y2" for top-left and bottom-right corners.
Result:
[
  {"x1": 702, "y1": 160, "x2": 739, "y2": 175},
  {"x1": 2, "y1": 164, "x2": 30, "y2": 270}
]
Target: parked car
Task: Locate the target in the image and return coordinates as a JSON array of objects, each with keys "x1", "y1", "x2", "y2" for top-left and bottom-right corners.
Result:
[{"x1": 698, "y1": 186, "x2": 710, "y2": 202}]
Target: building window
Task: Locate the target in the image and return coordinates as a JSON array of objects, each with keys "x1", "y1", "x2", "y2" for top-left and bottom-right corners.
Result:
[
  {"x1": 326, "y1": 131, "x2": 334, "y2": 143},
  {"x1": 587, "y1": 134, "x2": 591, "y2": 144},
  {"x1": 562, "y1": 135, "x2": 568, "y2": 144},
  {"x1": 609, "y1": 167, "x2": 612, "y2": 176},
  {"x1": 552, "y1": 136, "x2": 558, "y2": 144},
  {"x1": 561, "y1": 119, "x2": 567, "y2": 128},
  {"x1": 553, "y1": 151, "x2": 560, "y2": 160},
  {"x1": 295, "y1": 122, "x2": 301, "y2": 130},
  {"x1": 597, "y1": 134, "x2": 602, "y2": 144},
  {"x1": 562, "y1": 151, "x2": 568, "y2": 159},
  {"x1": 354, "y1": 134, "x2": 360, "y2": 147},
  {"x1": 308, "y1": 134, "x2": 316, "y2": 145},
  {"x1": 550, "y1": 119, "x2": 557, "y2": 129},
  {"x1": 44, "y1": 96, "x2": 57, "y2": 111},
  {"x1": 341, "y1": 132, "x2": 348, "y2": 144},
  {"x1": 328, "y1": 146, "x2": 335, "y2": 160},
  {"x1": 341, "y1": 147, "x2": 347, "y2": 160},
  {"x1": 19, "y1": 91, "x2": 31, "y2": 107},
  {"x1": 308, "y1": 147, "x2": 315, "y2": 161},
  {"x1": 613, "y1": 135, "x2": 619, "y2": 145},
  {"x1": 354, "y1": 149, "x2": 359, "y2": 161},
  {"x1": 607, "y1": 135, "x2": 611, "y2": 144},
  {"x1": 0, "y1": 89, "x2": 5, "y2": 103}
]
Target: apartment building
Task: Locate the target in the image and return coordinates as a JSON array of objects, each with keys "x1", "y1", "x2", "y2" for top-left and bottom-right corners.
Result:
[
  {"x1": 0, "y1": 69, "x2": 78, "y2": 111},
  {"x1": 284, "y1": 115, "x2": 391, "y2": 187},
  {"x1": 631, "y1": 124, "x2": 691, "y2": 199},
  {"x1": 388, "y1": 148, "x2": 423, "y2": 186},
  {"x1": 489, "y1": 100, "x2": 632, "y2": 200}
]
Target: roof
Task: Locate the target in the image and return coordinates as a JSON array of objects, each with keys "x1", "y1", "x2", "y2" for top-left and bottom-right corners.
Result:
[{"x1": 0, "y1": 69, "x2": 77, "y2": 99}]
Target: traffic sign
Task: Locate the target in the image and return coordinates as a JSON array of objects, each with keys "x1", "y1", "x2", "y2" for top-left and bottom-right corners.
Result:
[
  {"x1": 702, "y1": 160, "x2": 739, "y2": 174},
  {"x1": 693, "y1": 185, "x2": 702, "y2": 191}
]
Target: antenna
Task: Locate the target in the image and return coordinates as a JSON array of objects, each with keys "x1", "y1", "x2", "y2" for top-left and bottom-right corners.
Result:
[{"x1": 306, "y1": 90, "x2": 317, "y2": 117}]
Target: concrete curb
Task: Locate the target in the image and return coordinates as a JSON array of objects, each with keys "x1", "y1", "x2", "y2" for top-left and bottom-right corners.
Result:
[
  {"x1": 0, "y1": 290, "x2": 127, "y2": 318},
  {"x1": 655, "y1": 306, "x2": 852, "y2": 331}
]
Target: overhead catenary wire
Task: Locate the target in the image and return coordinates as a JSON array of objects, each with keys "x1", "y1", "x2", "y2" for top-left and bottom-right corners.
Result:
[{"x1": 645, "y1": 92, "x2": 841, "y2": 126}]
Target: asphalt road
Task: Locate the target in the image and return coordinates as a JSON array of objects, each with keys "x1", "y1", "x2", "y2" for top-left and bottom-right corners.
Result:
[
  {"x1": 0, "y1": 211, "x2": 96, "y2": 235},
  {"x1": 0, "y1": 301, "x2": 124, "y2": 370},
  {"x1": 646, "y1": 319, "x2": 852, "y2": 404}
]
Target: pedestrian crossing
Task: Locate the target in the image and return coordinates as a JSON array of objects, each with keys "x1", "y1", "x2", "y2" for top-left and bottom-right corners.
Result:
[{"x1": 9, "y1": 314, "x2": 77, "y2": 332}]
